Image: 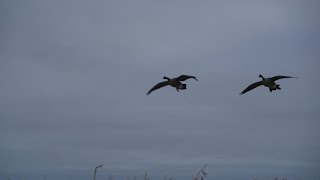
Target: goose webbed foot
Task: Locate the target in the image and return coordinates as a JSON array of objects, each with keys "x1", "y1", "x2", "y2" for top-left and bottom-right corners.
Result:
[{"x1": 276, "y1": 85, "x2": 281, "y2": 90}]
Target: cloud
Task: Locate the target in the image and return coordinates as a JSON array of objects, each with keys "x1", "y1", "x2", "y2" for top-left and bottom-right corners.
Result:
[{"x1": 1, "y1": 1, "x2": 320, "y2": 180}]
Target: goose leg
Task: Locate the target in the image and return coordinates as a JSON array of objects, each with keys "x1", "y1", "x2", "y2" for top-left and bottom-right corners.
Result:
[{"x1": 176, "y1": 88, "x2": 179, "y2": 92}]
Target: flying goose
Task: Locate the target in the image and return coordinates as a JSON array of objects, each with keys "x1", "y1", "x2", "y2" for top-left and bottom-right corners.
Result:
[
  {"x1": 146, "y1": 75, "x2": 198, "y2": 95},
  {"x1": 240, "y1": 74, "x2": 297, "y2": 95}
]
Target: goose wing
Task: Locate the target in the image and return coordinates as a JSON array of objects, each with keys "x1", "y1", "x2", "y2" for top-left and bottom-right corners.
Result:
[
  {"x1": 270, "y1": 75, "x2": 297, "y2": 82},
  {"x1": 175, "y1": 75, "x2": 198, "y2": 81},
  {"x1": 240, "y1": 81, "x2": 263, "y2": 95},
  {"x1": 146, "y1": 81, "x2": 169, "y2": 95}
]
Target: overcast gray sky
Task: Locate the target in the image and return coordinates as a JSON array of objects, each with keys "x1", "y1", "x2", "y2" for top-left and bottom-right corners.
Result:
[{"x1": 1, "y1": 1, "x2": 320, "y2": 180}]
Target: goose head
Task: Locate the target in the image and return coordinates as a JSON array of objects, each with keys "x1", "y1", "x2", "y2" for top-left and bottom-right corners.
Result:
[
  {"x1": 258, "y1": 74, "x2": 265, "y2": 80},
  {"x1": 163, "y1": 76, "x2": 170, "y2": 81}
]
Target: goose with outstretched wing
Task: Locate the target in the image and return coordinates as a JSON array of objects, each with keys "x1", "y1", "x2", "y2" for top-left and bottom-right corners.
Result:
[
  {"x1": 240, "y1": 74, "x2": 297, "y2": 95},
  {"x1": 147, "y1": 75, "x2": 198, "y2": 95}
]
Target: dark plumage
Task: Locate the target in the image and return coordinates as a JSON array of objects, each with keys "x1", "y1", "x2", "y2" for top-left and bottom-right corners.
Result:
[
  {"x1": 240, "y1": 74, "x2": 297, "y2": 95},
  {"x1": 146, "y1": 75, "x2": 198, "y2": 95}
]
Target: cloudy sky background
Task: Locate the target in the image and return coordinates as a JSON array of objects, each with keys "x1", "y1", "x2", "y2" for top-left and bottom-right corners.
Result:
[{"x1": 1, "y1": 1, "x2": 320, "y2": 179}]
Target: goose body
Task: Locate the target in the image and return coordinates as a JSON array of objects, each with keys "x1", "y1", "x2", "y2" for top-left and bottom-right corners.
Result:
[
  {"x1": 240, "y1": 74, "x2": 297, "y2": 95},
  {"x1": 147, "y1": 75, "x2": 198, "y2": 95}
]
